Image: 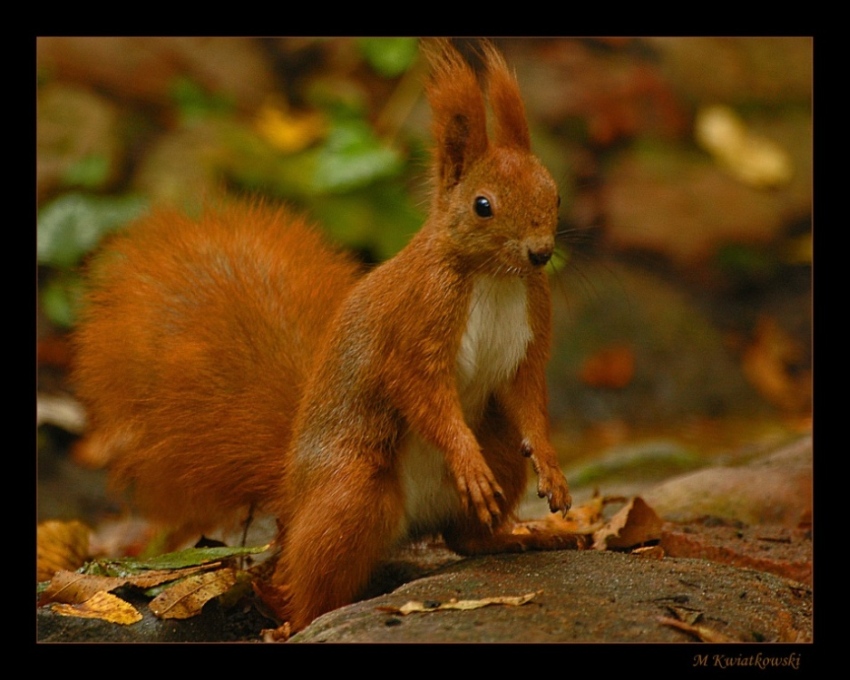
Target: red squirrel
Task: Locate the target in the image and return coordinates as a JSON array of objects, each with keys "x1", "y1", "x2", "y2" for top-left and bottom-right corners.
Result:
[{"x1": 73, "y1": 39, "x2": 579, "y2": 632}]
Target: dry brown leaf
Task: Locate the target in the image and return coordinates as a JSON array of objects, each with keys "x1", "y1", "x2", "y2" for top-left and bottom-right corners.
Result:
[
  {"x1": 37, "y1": 520, "x2": 91, "y2": 582},
  {"x1": 742, "y1": 316, "x2": 811, "y2": 413},
  {"x1": 515, "y1": 494, "x2": 608, "y2": 537},
  {"x1": 149, "y1": 568, "x2": 238, "y2": 619},
  {"x1": 565, "y1": 493, "x2": 608, "y2": 530},
  {"x1": 122, "y1": 563, "x2": 223, "y2": 589},
  {"x1": 39, "y1": 570, "x2": 127, "y2": 606},
  {"x1": 592, "y1": 496, "x2": 663, "y2": 550},
  {"x1": 39, "y1": 562, "x2": 224, "y2": 610},
  {"x1": 579, "y1": 344, "x2": 635, "y2": 389},
  {"x1": 666, "y1": 605, "x2": 702, "y2": 626},
  {"x1": 261, "y1": 622, "x2": 292, "y2": 643},
  {"x1": 380, "y1": 591, "x2": 540, "y2": 616},
  {"x1": 50, "y1": 591, "x2": 143, "y2": 625},
  {"x1": 658, "y1": 616, "x2": 738, "y2": 643}
]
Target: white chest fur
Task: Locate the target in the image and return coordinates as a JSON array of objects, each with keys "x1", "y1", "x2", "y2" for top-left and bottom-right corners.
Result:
[
  {"x1": 456, "y1": 275, "x2": 532, "y2": 416},
  {"x1": 398, "y1": 276, "x2": 532, "y2": 538}
]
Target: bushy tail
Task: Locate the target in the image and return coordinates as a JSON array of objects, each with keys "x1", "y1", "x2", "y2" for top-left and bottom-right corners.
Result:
[{"x1": 72, "y1": 201, "x2": 361, "y2": 540}]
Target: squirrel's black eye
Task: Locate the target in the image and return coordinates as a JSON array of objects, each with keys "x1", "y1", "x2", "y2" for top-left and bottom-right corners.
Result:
[{"x1": 474, "y1": 196, "x2": 492, "y2": 218}]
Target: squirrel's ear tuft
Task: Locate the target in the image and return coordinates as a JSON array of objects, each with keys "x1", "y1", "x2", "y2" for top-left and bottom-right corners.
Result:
[
  {"x1": 481, "y1": 41, "x2": 531, "y2": 151},
  {"x1": 422, "y1": 39, "x2": 489, "y2": 191}
]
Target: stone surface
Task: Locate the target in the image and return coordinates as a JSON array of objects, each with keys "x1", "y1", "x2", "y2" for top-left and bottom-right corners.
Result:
[
  {"x1": 289, "y1": 549, "x2": 811, "y2": 643},
  {"x1": 644, "y1": 434, "x2": 812, "y2": 527},
  {"x1": 662, "y1": 521, "x2": 812, "y2": 587}
]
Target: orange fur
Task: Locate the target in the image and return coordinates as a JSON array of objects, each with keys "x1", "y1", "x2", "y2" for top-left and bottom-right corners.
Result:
[
  {"x1": 73, "y1": 202, "x2": 361, "y2": 540},
  {"x1": 72, "y1": 40, "x2": 578, "y2": 633}
]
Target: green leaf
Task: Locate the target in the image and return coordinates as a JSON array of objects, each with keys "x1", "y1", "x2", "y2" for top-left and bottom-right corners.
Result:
[
  {"x1": 312, "y1": 118, "x2": 402, "y2": 193},
  {"x1": 310, "y1": 182, "x2": 422, "y2": 260},
  {"x1": 37, "y1": 193, "x2": 149, "y2": 268},
  {"x1": 358, "y1": 38, "x2": 419, "y2": 77},
  {"x1": 169, "y1": 76, "x2": 235, "y2": 122},
  {"x1": 85, "y1": 545, "x2": 271, "y2": 578}
]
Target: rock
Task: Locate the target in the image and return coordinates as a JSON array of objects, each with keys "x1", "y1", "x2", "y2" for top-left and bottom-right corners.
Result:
[
  {"x1": 643, "y1": 434, "x2": 812, "y2": 527},
  {"x1": 290, "y1": 550, "x2": 811, "y2": 643},
  {"x1": 662, "y1": 520, "x2": 812, "y2": 587}
]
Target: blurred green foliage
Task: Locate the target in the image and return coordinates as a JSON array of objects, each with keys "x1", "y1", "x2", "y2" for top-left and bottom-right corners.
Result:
[
  {"x1": 714, "y1": 243, "x2": 778, "y2": 286},
  {"x1": 37, "y1": 39, "x2": 429, "y2": 328},
  {"x1": 40, "y1": 275, "x2": 85, "y2": 330},
  {"x1": 60, "y1": 154, "x2": 111, "y2": 189},
  {"x1": 357, "y1": 38, "x2": 419, "y2": 77},
  {"x1": 170, "y1": 76, "x2": 237, "y2": 122},
  {"x1": 38, "y1": 193, "x2": 150, "y2": 328},
  {"x1": 37, "y1": 193, "x2": 149, "y2": 269},
  {"x1": 311, "y1": 115, "x2": 404, "y2": 193}
]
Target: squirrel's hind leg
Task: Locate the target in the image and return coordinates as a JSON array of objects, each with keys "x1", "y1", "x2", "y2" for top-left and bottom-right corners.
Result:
[{"x1": 274, "y1": 457, "x2": 406, "y2": 631}]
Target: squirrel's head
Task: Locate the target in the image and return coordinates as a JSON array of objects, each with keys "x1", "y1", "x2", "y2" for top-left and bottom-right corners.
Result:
[{"x1": 424, "y1": 39, "x2": 560, "y2": 276}]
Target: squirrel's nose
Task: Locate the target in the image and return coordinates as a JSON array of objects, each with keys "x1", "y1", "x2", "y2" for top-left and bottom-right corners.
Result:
[{"x1": 528, "y1": 245, "x2": 553, "y2": 267}]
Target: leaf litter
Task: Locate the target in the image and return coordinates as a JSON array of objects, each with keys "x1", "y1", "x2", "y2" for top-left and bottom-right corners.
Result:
[
  {"x1": 37, "y1": 528, "x2": 271, "y2": 625},
  {"x1": 378, "y1": 591, "x2": 541, "y2": 616},
  {"x1": 378, "y1": 494, "x2": 668, "y2": 624},
  {"x1": 39, "y1": 494, "x2": 672, "y2": 629}
]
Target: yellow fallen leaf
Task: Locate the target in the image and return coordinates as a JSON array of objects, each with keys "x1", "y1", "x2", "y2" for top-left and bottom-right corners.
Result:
[
  {"x1": 37, "y1": 520, "x2": 91, "y2": 582},
  {"x1": 51, "y1": 591, "x2": 143, "y2": 625},
  {"x1": 255, "y1": 101, "x2": 326, "y2": 154},
  {"x1": 380, "y1": 591, "x2": 540, "y2": 616},
  {"x1": 149, "y1": 568, "x2": 238, "y2": 619}
]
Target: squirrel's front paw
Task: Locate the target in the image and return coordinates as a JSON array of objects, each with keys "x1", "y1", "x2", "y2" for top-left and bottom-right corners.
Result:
[
  {"x1": 536, "y1": 468, "x2": 572, "y2": 516},
  {"x1": 453, "y1": 459, "x2": 505, "y2": 527}
]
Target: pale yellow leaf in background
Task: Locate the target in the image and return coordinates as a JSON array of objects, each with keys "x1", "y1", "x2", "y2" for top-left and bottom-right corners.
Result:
[{"x1": 695, "y1": 105, "x2": 793, "y2": 188}]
